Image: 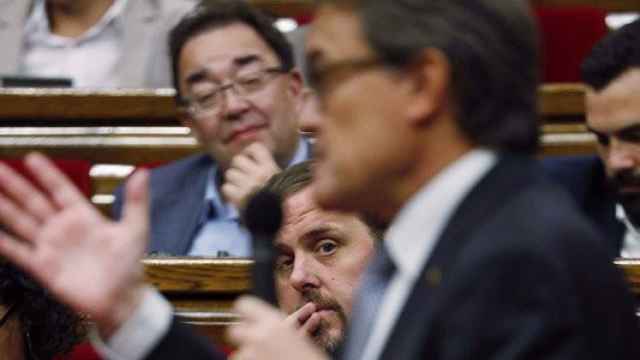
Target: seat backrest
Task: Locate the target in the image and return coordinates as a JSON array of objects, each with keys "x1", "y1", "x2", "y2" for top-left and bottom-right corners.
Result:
[
  {"x1": 0, "y1": 159, "x2": 92, "y2": 198},
  {"x1": 535, "y1": 6, "x2": 608, "y2": 82}
]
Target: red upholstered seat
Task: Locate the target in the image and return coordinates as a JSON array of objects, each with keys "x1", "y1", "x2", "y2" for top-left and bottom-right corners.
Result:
[
  {"x1": 535, "y1": 6, "x2": 608, "y2": 82},
  {"x1": 0, "y1": 159, "x2": 92, "y2": 198}
]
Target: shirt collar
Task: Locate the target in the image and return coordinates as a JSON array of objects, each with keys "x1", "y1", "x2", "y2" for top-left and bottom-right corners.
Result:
[
  {"x1": 25, "y1": 0, "x2": 129, "y2": 45},
  {"x1": 617, "y1": 204, "x2": 640, "y2": 235},
  {"x1": 384, "y1": 149, "x2": 498, "y2": 278},
  {"x1": 202, "y1": 138, "x2": 310, "y2": 222}
]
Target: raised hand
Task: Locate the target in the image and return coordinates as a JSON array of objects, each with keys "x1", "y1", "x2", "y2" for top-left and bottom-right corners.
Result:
[
  {"x1": 228, "y1": 296, "x2": 328, "y2": 360},
  {"x1": 222, "y1": 142, "x2": 282, "y2": 209},
  {"x1": 0, "y1": 153, "x2": 150, "y2": 336}
]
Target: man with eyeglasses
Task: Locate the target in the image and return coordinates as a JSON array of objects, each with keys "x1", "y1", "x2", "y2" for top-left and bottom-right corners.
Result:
[{"x1": 112, "y1": 1, "x2": 311, "y2": 257}]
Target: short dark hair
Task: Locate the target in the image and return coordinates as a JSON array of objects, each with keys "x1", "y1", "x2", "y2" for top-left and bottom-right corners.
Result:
[
  {"x1": 169, "y1": 0, "x2": 295, "y2": 100},
  {"x1": 323, "y1": 0, "x2": 540, "y2": 154},
  {"x1": 0, "y1": 261, "x2": 84, "y2": 360},
  {"x1": 262, "y1": 161, "x2": 384, "y2": 240},
  {"x1": 582, "y1": 19, "x2": 640, "y2": 91}
]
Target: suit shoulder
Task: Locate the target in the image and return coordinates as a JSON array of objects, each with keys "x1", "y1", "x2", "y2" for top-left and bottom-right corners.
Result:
[{"x1": 149, "y1": 154, "x2": 213, "y2": 183}]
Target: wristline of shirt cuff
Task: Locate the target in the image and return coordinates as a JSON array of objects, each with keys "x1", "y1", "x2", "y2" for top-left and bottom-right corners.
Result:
[{"x1": 89, "y1": 286, "x2": 173, "y2": 360}]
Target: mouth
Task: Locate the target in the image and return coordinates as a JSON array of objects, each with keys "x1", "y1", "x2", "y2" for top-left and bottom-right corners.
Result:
[{"x1": 224, "y1": 124, "x2": 267, "y2": 144}]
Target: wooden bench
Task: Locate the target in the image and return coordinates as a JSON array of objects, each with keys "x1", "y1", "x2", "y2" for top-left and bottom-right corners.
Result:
[
  {"x1": 0, "y1": 85, "x2": 599, "y2": 214},
  {"x1": 0, "y1": 84, "x2": 590, "y2": 125},
  {"x1": 146, "y1": 257, "x2": 640, "y2": 347}
]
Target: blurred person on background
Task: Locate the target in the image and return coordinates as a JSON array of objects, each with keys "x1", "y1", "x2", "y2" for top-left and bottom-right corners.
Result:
[{"x1": 0, "y1": 0, "x2": 196, "y2": 88}]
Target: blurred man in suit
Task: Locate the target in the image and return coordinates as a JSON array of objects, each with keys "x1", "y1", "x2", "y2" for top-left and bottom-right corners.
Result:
[
  {"x1": 545, "y1": 19, "x2": 640, "y2": 258},
  {"x1": 112, "y1": 2, "x2": 312, "y2": 257},
  {"x1": 227, "y1": 1, "x2": 640, "y2": 359},
  {"x1": 0, "y1": 0, "x2": 195, "y2": 88}
]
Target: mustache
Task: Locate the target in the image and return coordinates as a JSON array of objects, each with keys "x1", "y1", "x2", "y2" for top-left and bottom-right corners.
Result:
[
  {"x1": 298, "y1": 289, "x2": 342, "y2": 313},
  {"x1": 610, "y1": 169, "x2": 640, "y2": 191}
]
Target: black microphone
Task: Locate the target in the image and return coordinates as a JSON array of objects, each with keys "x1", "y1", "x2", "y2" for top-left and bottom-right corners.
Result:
[{"x1": 243, "y1": 190, "x2": 283, "y2": 305}]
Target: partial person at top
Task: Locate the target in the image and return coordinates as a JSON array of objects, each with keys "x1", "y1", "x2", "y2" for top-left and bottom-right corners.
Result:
[
  {"x1": 0, "y1": 0, "x2": 196, "y2": 88},
  {"x1": 112, "y1": 1, "x2": 312, "y2": 257}
]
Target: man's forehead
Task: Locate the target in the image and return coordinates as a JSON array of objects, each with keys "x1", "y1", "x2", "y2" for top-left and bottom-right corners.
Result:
[
  {"x1": 181, "y1": 23, "x2": 279, "y2": 80},
  {"x1": 306, "y1": 5, "x2": 373, "y2": 65}
]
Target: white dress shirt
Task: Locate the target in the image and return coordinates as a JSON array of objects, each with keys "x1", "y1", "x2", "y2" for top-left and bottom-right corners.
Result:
[
  {"x1": 360, "y1": 149, "x2": 498, "y2": 360},
  {"x1": 21, "y1": 0, "x2": 128, "y2": 88},
  {"x1": 616, "y1": 204, "x2": 640, "y2": 258}
]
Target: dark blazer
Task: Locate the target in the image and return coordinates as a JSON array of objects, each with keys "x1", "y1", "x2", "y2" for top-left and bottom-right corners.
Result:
[
  {"x1": 542, "y1": 155, "x2": 624, "y2": 257},
  {"x1": 374, "y1": 155, "x2": 639, "y2": 359},
  {"x1": 113, "y1": 154, "x2": 214, "y2": 254},
  {"x1": 145, "y1": 155, "x2": 640, "y2": 360}
]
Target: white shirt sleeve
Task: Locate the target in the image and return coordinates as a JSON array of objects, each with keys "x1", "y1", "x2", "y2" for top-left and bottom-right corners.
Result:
[{"x1": 89, "y1": 286, "x2": 173, "y2": 360}]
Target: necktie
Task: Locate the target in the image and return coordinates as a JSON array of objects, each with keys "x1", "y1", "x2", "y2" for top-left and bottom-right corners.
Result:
[{"x1": 344, "y1": 244, "x2": 396, "y2": 360}]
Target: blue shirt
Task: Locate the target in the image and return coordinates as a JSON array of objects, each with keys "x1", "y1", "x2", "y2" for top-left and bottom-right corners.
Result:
[{"x1": 188, "y1": 139, "x2": 310, "y2": 256}]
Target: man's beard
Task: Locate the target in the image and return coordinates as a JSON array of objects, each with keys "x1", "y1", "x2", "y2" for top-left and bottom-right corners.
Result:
[
  {"x1": 611, "y1": 169, "x2": 640, "y2": 227},
  {"x1": 297, "y1": 289, "x2": 348, "y2": 354}
]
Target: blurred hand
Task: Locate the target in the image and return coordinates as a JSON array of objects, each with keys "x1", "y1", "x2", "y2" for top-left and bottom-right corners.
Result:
[
  {"x1": 228, "y1": 296, "x2": 328, "y2": 360},
  {"x1": 222, "y1": 143, "x2": 281, "y2": 209},
  {"x1": 0, "y1": 153, "x2": 150, "y2": 338}
]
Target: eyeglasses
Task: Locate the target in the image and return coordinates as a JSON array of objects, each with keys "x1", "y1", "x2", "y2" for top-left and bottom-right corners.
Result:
[
  {"x1": 307, "y1": 57, "x2": 382, "y2": 96},
  {"x1": 179, "y1": 66, "x2": 286, "y2": 119}
]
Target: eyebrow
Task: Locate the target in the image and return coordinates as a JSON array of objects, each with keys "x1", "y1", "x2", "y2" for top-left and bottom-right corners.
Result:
[
  {"x1": 301, "y1": 224, "x2": 344, "y2": 246},
  {"x1": 184, "y1": 54, "x2": 266, "y2": 87}
]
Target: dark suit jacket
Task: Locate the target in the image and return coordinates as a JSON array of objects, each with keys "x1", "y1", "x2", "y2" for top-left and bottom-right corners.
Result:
[
  {"x1": 542, "y1": 155, "x2": 624, "y2": 257},
  {"x1": 113, "y1": 154, "x2": 214, "y2": 254},
  {"x1": 145, "y1": 155, "x2": 640, "y2": 360},
  {"x1": 372, "y1": 155, "x2": 639, "y2": 359}
]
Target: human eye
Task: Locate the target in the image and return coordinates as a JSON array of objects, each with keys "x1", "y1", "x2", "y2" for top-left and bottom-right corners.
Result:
[
  {"x1": 237, "y1": 73, "x2": 264, "y2": 92},
  {"x1": 195, "y1": 90, "x2": 219, "y2": 108},
  {"x1": 314, "y1": 239, "x2": 338, "y2": 256},
  {"x1": 275, "y1": 254, "x2": 293, "y2": 273},
  {"x1": 618, "y1": 128, "x2": 640, "y2": 144}
]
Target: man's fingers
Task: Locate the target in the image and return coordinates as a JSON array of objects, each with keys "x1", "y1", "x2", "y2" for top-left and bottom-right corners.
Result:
[
  {"x1": 0, "y1": 232, "x2": 38, "y2": 278},
  {"x1": 122, "y1": 170, "x2": 150, "y2": 239},
  {"x1": 25, "y1": 153, "x2": 85, "y2": 209},
  {"x1": 286, "y1": 302, "x2": 317, "y2": 328},
  {"x1": 229, "y1": 154, "x2": 257, "y2": 174},
  {"x1": 0, "y1": 192, "x2": 40, "y2": 242},
  {"x1": 0, "y1": 162, "x2": 56, "y2": 222},
  {"x1": 244, "y1": 143, "x2": 277, "y2": 165},
  {"x1": 225, "y1": 168, "x2": 251, "y2": 187},
  {"x1": 300, "y1": 313, "x2": 321, "y2": 335}
]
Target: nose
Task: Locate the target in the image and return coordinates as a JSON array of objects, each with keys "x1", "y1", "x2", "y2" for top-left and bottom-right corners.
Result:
[
  {"x1": 220, "y1": 86, "x2": 250, "y2": 119},
  {"x1": 289, "y1": 255, "x2": 320, "y2": 293},
  {"x1": 607, "y1": 138, "x2": 636, "y2": 172}
]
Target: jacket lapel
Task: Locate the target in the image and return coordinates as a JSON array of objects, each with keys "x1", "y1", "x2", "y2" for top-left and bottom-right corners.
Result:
[
  {"x1": 379, "y1": 155, "x2": 535, "y2": 359},
  {"x1": 149, "y1": 155, "x2": 213, "y2": 254}
]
